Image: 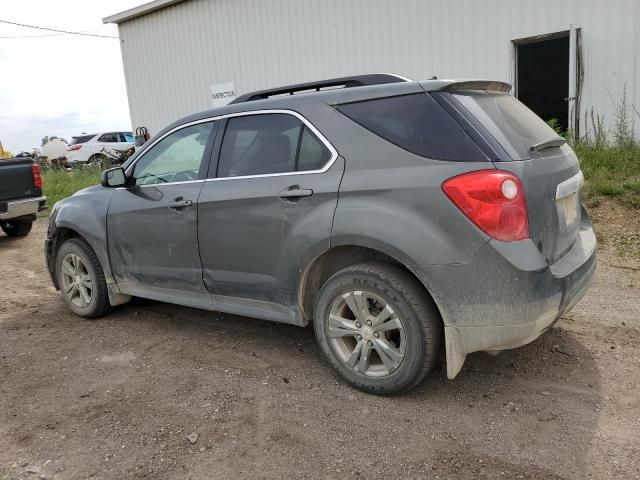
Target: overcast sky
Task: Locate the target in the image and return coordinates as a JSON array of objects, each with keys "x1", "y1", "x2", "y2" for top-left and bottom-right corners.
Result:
[{"x1": 0, "y1": 0, "x2": 144, "y2": 153}]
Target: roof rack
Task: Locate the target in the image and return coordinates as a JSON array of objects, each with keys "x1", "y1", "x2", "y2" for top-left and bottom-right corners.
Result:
[{"x1": 230, "y1": 73, "x2": 410, "y2": 104}]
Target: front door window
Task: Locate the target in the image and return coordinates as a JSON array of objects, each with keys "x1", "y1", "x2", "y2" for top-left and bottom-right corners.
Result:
[{"x1": 133, "y1": 122, "x2": 215, "y2": 185}]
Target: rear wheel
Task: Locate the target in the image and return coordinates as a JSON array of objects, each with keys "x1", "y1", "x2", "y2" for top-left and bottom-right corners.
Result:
[
  {"x1": 313, "y1": 262, "x2": 442, "y2": 395},
  {"x1": 55, "y1": 238, "x2": 112, "y2": 318},
  {"x1": 0, "y1": 219, "x2": 33, "y2": 237},
  {"x1": 88, "y1": 154, "x2": 108, "y2": 168}
]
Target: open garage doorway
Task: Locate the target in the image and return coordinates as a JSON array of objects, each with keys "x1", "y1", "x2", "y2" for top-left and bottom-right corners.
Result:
[{"x1": 513, "y1": 28, "x2": 580, "y2": 136}]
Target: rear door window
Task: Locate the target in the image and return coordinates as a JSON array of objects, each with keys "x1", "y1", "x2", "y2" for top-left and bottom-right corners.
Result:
[
  {"x1": 337, "y1": 93, "x2": 486, "y2": 161},
  {"x1": 452, "y1": 92, "x2": 558, "y2": 160},
  {"x1": 297, "y1": 127, "x2": 332, "y2": 171},
  {"x1": 217, "y1": 113, "x2": 332, "y2": 177},
  {"x1": 70, "y1": 134, "x2": 95, "y2": 145}
]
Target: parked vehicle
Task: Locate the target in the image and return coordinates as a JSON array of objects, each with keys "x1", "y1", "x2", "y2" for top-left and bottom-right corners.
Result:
[
  {"x1": 1, "y1": 157, "x2": 46, "y2": 237},
  {"x1": 66, "y1": 132, "x2": 134, "y2": 166},
  {"x1": 45, "y1": 74, "x2": 596, "y2": 394}
]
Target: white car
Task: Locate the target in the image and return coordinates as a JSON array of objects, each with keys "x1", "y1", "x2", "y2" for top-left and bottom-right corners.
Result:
[{"x1": 66, "y1": 132, "x2": 134, "y2": 166}]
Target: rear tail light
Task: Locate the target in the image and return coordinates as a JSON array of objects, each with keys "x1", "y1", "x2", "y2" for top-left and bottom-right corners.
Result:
[
  {"x1": 68, "y1": 145, "x2": 82, "y2": 151},
  {"x1": 442, "y1": 170, "x2": 529, "y2": 241},
  {"x1": 32, "y1": 164, "x2": 43, "y2": 189}
]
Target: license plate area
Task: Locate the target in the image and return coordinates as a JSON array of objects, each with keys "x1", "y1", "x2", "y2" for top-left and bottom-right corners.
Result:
[
  {"x1": 555, "y1": 171, "x2": 584, "y2": 256},
  {"x1": 557, "y1": 191, "x2": 580, "y2": 230}
]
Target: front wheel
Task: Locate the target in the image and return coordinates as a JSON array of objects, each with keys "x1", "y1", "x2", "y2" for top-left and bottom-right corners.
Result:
[
  {"x1": 55, "y1": 238, "x2": 112, "y2": 318},
  {"x1": 313, "y1": 262, "x2": 442, "y2": 395},
  {"x1": 0, "y1": 219, "x2": 33, "y2": 237}
]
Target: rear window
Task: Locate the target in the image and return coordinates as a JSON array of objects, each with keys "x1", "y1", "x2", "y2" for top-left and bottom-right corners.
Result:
[
  {"x1": 337, "y1": 93, "x2": 486, "y2": 162},
  {"x1": 70, "y1": 134, "x2": 95, "y2": 145},
  {"x1": 452, "y1": 92, "x2": 558, "y2": 160}
]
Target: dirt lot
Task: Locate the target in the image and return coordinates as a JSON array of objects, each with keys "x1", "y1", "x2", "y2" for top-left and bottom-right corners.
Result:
[{"x1": 1, "y1": 202, "x2": 639, "y2": 480}]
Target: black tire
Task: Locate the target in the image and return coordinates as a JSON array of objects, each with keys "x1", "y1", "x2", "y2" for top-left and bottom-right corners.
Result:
[
  {"x1": 88, "y1": 154, "x2": 108, "y2": 168},
  {"x1": 0, "y1": 219, "x2": 33, "y2": 237},
  {"x1": 313, "y1": 262, "x2": 442, "y2": 395},
  {"x1": 55, "y1": 238, "x2": 112, "y2": 318}
]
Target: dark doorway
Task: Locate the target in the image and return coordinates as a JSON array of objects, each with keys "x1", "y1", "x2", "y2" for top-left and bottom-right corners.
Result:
[{"x1": 516, "y1": 35, "x2": 569, "y2": 131}]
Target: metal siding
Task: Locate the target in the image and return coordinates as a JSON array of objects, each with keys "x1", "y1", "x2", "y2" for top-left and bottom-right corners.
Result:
[{"x1": 118, "y1": 0, "x2": 639, "y2": 138}]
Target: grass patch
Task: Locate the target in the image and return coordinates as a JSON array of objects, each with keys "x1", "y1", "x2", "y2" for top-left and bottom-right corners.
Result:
[
  {"x1": 622, "y1": 180, "x2": 640, "y2": 193},
  {"x1": 42, "y1": 166, "x2": 102, "y2": 207},
  {"x1": 576, "y1": 143, "x2": 640, "y2": 208}
]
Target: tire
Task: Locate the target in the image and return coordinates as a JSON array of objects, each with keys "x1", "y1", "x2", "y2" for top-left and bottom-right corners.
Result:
[
  {"x1": 88, "y1": 154, "x2": 108, "y2": 168},
  {"x1": 55, "y1": 238, "x2": 112, "y2": 318},
  {"x1": 313, "y1": 262, "x2": 442, "y2": 395},
  {"x1": 0, "y1": 219, "x2": 33, "y2": 237}
]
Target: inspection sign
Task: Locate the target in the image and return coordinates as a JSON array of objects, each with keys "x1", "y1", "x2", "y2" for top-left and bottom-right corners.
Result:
[{"x1": 211, "y1": 81, "x2": 236, "y2": 107}]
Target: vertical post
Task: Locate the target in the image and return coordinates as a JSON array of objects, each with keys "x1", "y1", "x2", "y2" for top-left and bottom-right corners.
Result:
[{"x1": 568, "y1": 24, "x2": 577, "y2": 141}]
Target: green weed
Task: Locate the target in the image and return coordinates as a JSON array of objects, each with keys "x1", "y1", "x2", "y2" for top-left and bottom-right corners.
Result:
[{"x1": 42, "y1": 165, "x2": 102, "y2": 208}]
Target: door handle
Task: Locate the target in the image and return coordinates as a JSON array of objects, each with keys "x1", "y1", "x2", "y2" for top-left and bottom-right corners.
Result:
[
  {"x1": 168, "y1": 198, "x2": 193, "y2": 210},
  {"x1": 279, "y1": 187, "x2": 313, "y2": 199}
]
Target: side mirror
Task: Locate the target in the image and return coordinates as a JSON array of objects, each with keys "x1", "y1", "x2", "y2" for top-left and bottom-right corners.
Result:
[{"x1": 101, "y1": 167, "x2": 127, "y2": 188}]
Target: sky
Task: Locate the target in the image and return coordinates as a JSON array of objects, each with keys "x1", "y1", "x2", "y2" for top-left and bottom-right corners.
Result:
[{"x1": 0, "y1": 0, "x2": 144, "y2": 153}]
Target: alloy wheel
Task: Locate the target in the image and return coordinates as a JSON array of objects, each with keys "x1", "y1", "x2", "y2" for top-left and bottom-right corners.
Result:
[
  {"x1": 60, "y1": 253, "x2": 93, "y2": 308},
  {"x1": 327, "y1": 290, "x2": 406, "y2": 377}
]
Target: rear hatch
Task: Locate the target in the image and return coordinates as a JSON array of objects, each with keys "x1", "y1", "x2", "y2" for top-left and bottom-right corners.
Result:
[
  {"x1": 450, "y1": 90, "x2": 582, "y2": 264},
  {"x1": 0, "y1": 158, "x2": 40, "y2": 203}
]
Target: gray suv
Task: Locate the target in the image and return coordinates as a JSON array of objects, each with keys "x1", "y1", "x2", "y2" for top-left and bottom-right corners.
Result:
[{"x1": 45, "y1": 74, "x2": 596, "y2": 394}]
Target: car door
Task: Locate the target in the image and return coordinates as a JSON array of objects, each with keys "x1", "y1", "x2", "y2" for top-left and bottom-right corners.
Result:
[
  {"x1": 107, "y1": 121, "x2": 218, "y2": 305},
  {"x1": 198, "y1": 111, "x2": 343, "y2": 310}
]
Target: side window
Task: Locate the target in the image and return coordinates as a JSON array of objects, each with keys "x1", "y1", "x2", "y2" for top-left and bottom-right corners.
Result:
[
  {"x1": 120, "y1": 133, "x2": 134, "y2": 142},
  {"x1": 133, "y1": 122, "x2": 215, "y2": 185},
  {"x1": 337, "y1": 93, "x2": 486, "y2": 161},
  {"x1": 217, "y1": 114, "x2": 299, "y2": 177},
  {"x1": 297, "y1": 127, "x2": 332, "y2": 171},
  {"x1": 217, "y1": 113, "x2": 332, "y2": 177},
  {"x1": 98, "y1": 132, "x2": 119, "y2": 143}
]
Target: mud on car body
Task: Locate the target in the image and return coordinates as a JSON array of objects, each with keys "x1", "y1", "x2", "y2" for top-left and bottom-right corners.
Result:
[{"x1": 46, "y1": 74, "x2": 596, "y2": 394}]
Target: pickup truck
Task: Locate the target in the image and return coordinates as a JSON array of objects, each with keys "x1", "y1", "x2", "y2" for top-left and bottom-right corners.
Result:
[{"x1": 0, "y1": 158, "x2": 46, "y2": 237}]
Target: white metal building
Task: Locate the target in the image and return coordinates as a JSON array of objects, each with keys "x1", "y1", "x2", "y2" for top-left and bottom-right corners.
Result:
[{"x1": 105, "y1": 0, "x2": 640, "y2": 140}]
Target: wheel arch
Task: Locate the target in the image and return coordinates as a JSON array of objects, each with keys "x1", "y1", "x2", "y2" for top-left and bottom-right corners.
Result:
[
  {"x1": 47, "y1": 220, "x2": 112, "y2": 288},
  {"x1": 298, "y1": 244, "x2": 444, "y2": 328},
  {"x1": 88, "y1": 153, "x2": 107, "y2": 162},
  {"x1": 48, "y1": 224, "x2": 130, "y2": 307}
]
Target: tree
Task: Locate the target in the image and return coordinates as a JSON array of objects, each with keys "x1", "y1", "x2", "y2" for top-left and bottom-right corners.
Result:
[{"x1": 41, "y1": 136, "x2": 68, "y2": 146}]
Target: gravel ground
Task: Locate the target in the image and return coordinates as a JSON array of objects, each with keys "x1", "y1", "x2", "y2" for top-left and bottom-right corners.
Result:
[{"x1": 1, "y1": 204, "x2": 639, "y2": 480}]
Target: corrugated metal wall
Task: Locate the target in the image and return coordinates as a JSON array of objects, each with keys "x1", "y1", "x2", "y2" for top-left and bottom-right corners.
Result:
[{"x1": 117, "y1": 0, "x2": 640, "y2": 138}]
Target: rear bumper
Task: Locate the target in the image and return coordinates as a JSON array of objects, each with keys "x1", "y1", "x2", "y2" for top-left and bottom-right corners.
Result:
[
  {"x1": 0, "y1": 196, "x2": 47, "y2": 220},
  {"x1": 411, "y1": 215, "x2": 596, "y2": 379}
]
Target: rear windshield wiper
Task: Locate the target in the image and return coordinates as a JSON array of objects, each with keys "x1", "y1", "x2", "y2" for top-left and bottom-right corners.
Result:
[{"x1": 529, "y1": 136, "x2": 566, "y2": 153}]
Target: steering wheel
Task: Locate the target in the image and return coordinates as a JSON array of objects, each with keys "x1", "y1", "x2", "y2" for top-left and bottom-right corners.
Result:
[{"x1": 171, "y1": 170, "x2": 196, "y2": 182}]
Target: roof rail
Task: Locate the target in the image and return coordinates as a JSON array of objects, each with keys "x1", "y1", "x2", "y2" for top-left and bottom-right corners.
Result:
[{"x1": 230, "y1": 73, "x2": 410, "y2": 104}]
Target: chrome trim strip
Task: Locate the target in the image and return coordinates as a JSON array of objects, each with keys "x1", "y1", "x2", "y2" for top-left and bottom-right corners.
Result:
[
  {"x1": 556, "y1": 170, "x2": 584, "y2": 200},
  {"x1": 125, "y1": 109, "x2": 338, "y2": 184},
  {"x1": 206, "y1": 109, "x2": 338, "y2": 182}
]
